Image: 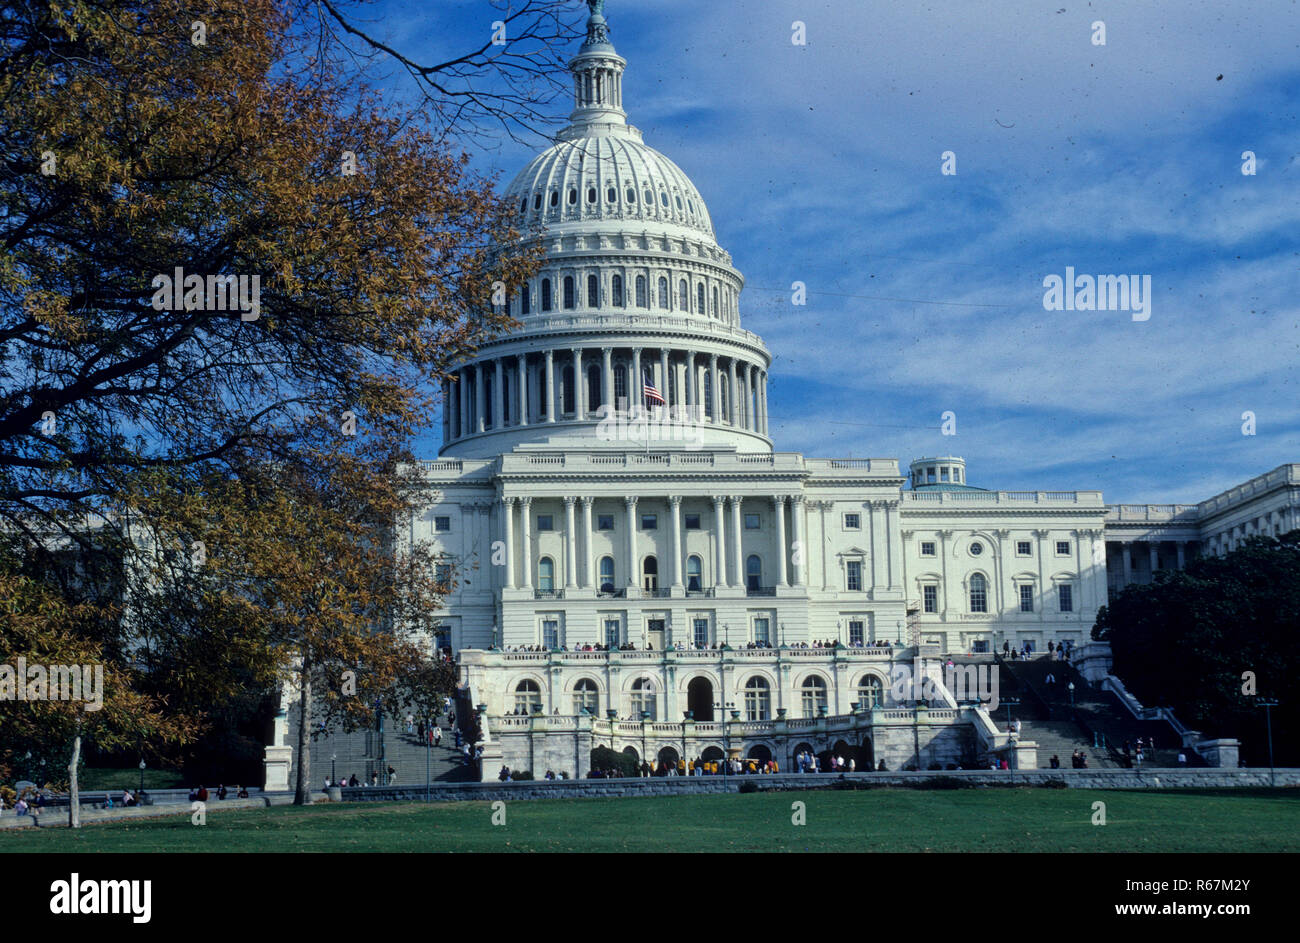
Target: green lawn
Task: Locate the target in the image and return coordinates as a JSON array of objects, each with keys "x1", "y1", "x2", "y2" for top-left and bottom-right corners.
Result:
[{"x1": 5, "y1": 787, "x2": 1298, "y2": 853}]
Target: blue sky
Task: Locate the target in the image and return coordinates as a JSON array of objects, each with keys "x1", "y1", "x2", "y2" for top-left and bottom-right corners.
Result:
[{"x1": 370, "y1": 0, "x2": 1299, "y2": 505}]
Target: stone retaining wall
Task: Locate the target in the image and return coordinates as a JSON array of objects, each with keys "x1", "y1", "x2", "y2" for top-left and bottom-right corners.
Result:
[{"x1": 335, "y1": 767, "x2": 1300, "y2": 803}]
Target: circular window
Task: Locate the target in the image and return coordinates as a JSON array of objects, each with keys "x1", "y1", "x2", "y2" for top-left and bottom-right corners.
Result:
[{"x1": 970, "y1": 542, "x2": 984, "y2": 556}]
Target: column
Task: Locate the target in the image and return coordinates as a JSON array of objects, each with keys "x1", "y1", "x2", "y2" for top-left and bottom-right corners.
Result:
[
  {"x1": 773, "y1": 496, "x2": 788, "y2": 587},
  {"x1": 1176, "y1": 541, "x2": 1186, "y2": 569},
  {"x1": 659, "y1": 348, "x2": 670, "y2": 413},
  {"x1": 564, "y1": 496, "x2": 578, "y2": 590},
  {"x1": 501, "y1": 497, "x2": 516, "y2": 589},
  {"x1": 759, "y1": 371, "x2": 769, "y2": 434},
  {"x1": 743, "y1": 363, "x2": 753, "y2": 429},
  {"x1": 709, "y1": 354, "x2": 720, "y2": 422},
  {"x1": 601, "y1": 347, "x2": 613, "y2": 412},
  {"x1": 670, "y1": 495, "x2": 684, "y2": 590},
  {"x1": 791, "y1": 496, "x2": 805, "y2": 587},
  {"x1": 573, "y1": 348, "x2": 585, "y2": 418},
  {"x1": 493, "y1": 358, "x2": 504, "y2": 429},
  {"x1": 462, "y1": 369, "x2": 473, "y2": 439},
  {"x1": 712, "y1": 496, "x2": 727, "y2": 588},
  {"x1": 728, "y1": 359, "x2": 739, "y2": 426},
  {"x1": 544, "y1": 350, "x2": 556, "y2": 423},
  {"x1": 475, "y1": 363, "x2": 486, "y2": 433},
  {"x1": 517, "y1": 356, "x2": 528, "y2": 426},
  {"x1": 632, "y1": 347, "x2": 642, "y2": 411},
  {"x1": 520, "y1": 498, "x2": 533, "y2": 590},
  {"x1": 730, "y1": 496, "x2": 743, "y2": 588},
  {"x1": 625, "y1": 497, "x2": 639, "y2": 589},
  {"x1": 1121, "y1": 542, "x2": 1132, "y2": 586},
  {"x1": 685, "y1": 352, "x2": 696, "y2": 416},
  {"x1": 1148, "y1": 542, "x2": 1159, "y2": 578},
  {"x1": 581, "y1": 497, "x2": 595, "y2": 589},
  {"x1": 441, "y1": 379, "x2": 451, "y2": 442},
  {"x1": 819, "y1": 502, "x2": 830, "y2": 590}
]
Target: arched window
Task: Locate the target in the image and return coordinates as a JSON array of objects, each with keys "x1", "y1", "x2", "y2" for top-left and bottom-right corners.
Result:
[
  {"x1": 533, "y1": 193, "x2": 541, "y2": 210},
  {"x1": 514, "y1": 679, "x2": 542, "y2": 715},
  {"x1": 563, "y1": 276, "x2": 575, "y2": 310},
  {"x1": 549, "y1": 190, "x2": 558, "y2": 207},
  {"x1": 567, "y1": 188, "x2": 577, "y2": 205},
  {"x1": 712, "y1": 287, "x2": 719, "y2": 316},
  {"x1": 587, "y1": 274, "x2": 599, "y2": 308},
  {"x1": 721, "y1": 376, "x2": 729, "y2": 421},
  {"x1": 702, "y1": 371, "x2": 713, "y2": 419},
  {"x1": 521, "y1": 284, "x2": 531, "y2": 315},
  {"x1": 626, "y1": 188, "x2": 636, "y2": 203},
  {"x1": 746, "y1": 554, "x2": 762, "y2": 591},
  {"x1": 744, "y1": 677, "x2": 771, "y2": 721},
  {"x1": 660, "y1": 191, "x2": 669, "y2": 206},
  {"x1": 587, "y1": 364, "x2": 601, "y2": 410},
  {"x1": 642, "y1": 555, "x2": 658, "y2": 591},
  {"x1": 697, "y1": 283, "x2": 705, "y2": 315},
  {"x1": 631, "y1": 678, "x2": 657, "y2": 720},
  {"x1": 635, "y1": 275, "x2": 648, "y2": 308},
  {"x1": 519, "y1": 197, "x2": 527, "y2": 214},
  {"x1": 857, "y1": 675, "x2": 884, "y2": 710},
  {"x1": 612, "y1": 274, "x2": 624, "y2": 307},
  {"x1": 644, "y1": 189, "x2": 653, "y2": 205},
  {"x1": 587, "y1": 187, "x2": 597, "y2": 204},
  {"x1": 607, "y1": 187, "x2": 617, "y2": 203},
  {"x1": 801, "y1": 676, "x2": 828, "y2": 718},
  {"x1": 541, "y1": 278, "x2": 552, "y2": 312},
  {"x1": 598, "y1": 556, "x2": 615, "y2": 593},
  {"x1": 538, "y1": 557, "x2": 555, "y2": 593},
  {"x1": 658, "y1": 277, "x2": 669, "y2": 309},
  {"x1": 573, "y1": 679, "x2": 599, "y2": 716},
  {"x1": 686, "y1": 555, "x2": 702, "y2": 592},
  {"x1": 679, "y1": 279, "x2": 689, "y2": 311},
  {"x1": 970, "y1": 573, "x2": 988, "y2": 613}
]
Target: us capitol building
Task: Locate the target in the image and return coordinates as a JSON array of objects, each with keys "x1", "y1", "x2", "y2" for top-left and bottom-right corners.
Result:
[{"x1": 267, "y1": 2, "x2": 1298, "y2": 786}]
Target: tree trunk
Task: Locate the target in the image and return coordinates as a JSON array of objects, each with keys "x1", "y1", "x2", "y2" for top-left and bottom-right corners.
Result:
[
  {"x1": 68, "y1": 730, "x2": 82, "y2": 829},
  {"x1": 293, "y1": 659, "x2": 312, "y2": 805}
]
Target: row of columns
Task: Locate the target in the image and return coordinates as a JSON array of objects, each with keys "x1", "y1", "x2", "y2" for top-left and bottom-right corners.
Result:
[
  {"x1": 442, "y1": 347, "x2": 769, "y2": 442},
  {"x1": 498, "y1": 495, "x2": 805, "y2": 592},
  {"x1": 1112, "y1": 539, "x2": 1191, "y2": 586}
]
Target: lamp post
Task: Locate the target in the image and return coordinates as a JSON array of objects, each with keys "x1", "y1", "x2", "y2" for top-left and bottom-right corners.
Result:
[
  {"x1": 330, "y1": 753, "x2": 337, "y2": 787},
  {"x1": 1258, "y1": 698, "x2": 1279, "y2": 787},
  {"x1": 640, "y1": 710, "x2": 650, "y2": 775},
  {"x1": 1067, "y1": 682, "x2": 1075, "y2": 707},
  {"x1": 424, "y1": 714, "x2": 431, "y2": 802},
  {"x1": 138, "y1": 759, "x2": 145, "y2": 796}
]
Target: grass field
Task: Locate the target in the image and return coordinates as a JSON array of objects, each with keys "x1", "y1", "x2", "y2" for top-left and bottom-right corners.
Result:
[{"x1": 5, "y1": 786, "x2": 1299, "y2": 853}]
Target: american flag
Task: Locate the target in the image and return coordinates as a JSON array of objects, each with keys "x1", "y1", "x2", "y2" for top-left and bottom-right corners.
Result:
[{"x1": 643, "y1": 380, "x2": 665, "y2": 406}]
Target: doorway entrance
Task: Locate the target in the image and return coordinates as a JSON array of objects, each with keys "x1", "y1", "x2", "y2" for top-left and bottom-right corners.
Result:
[
  {"x1": 687, "y1": 677, "x2": 714, "y2": 721},
  {"x1": 647, "y1": 618, "x2": 665, "y2": 651}
]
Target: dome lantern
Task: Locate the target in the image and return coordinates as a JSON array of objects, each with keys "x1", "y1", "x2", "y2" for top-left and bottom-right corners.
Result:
[{"x1": 566, "y1": 0, "x2": 628, "y2": 134}]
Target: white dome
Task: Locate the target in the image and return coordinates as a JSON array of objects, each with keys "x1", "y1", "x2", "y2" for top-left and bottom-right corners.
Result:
[{"x1": 505, "y1": 133, "x2": 716, "y2": 241}]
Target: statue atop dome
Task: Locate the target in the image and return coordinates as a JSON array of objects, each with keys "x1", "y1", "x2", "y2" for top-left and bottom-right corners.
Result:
[
  {"x1": 587, "y1": 0, "x2": 606, "y2": 17},
  {"x1": 584, "y1": 0, "x2": 611, "y2": 45}
]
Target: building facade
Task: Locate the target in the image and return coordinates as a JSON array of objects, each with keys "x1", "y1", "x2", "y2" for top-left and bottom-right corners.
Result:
[{"x1": 269, "y1": 4, "x2": 1299, "y2": 785}]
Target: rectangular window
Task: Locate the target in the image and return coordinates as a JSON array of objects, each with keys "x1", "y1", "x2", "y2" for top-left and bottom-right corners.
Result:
[
  {"x1": 684, "y1": 513, "x2": 701, "y2": 529},
  {"x1": 604, "y1": 619, "x2": 620, "y2": 648},
  {"x1": 920, "y1": 541, "x2": 936, "y2": 557},
  {"x1": 972, "y1": 639, "x2": 990, "y2": 654},
  {"x1": 542, "y1": 620, "x2": 559, "y2": 649},
  {"x1": 846, "y1": 561, "x2": 862, "y2": 591},
  {"x1": 1019, "y1": 584, "x2": 1034, "y2": 612},
  {"x1": 1056, "y1": 540, "x2": 1071, "y2": 556},
  {"x1": 433, "y1": 516, "x2": 451, "y2": 533},
  {"x1": 640, "y1": 513, "x2": 657, "y2": 530},
  {"x1": 753, "y1": 617, "x2": 770, "y2": 645},
  {"x1": 435, "y1": 564, "x2": 452, "y2": 586},
  {"x1": 537, "y1": 514, "x2": 554, "y2": 531},
  {"x1": 693, "y1": 618, "x2": 710, "y2": 649},
  {"x1": 848, "y1": 619, "x2": 865, "y2": 646},
  {"x1": 923, "y1": 585, "x2": 938, "y2": 613},
  {"x1": 843, "y1": 513, "x2": 861, "y2": 530},
  {"x1": 597, "y1": 514, "x2": 614, "y2": 531},
  {"x1": 1058, "y1": 584, "x2": 1073, "y2": 612},
  {"x1": 744, "y1": 513, "x2": 761, "y2": 530},
  {"x1": 1016, "y1": 540, "x2": 1032, "y2": 556}
]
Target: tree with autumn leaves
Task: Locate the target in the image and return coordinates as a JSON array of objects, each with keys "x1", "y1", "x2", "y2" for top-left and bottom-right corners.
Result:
[{"x1": 1, "y1": 0, "x2": 561, "y2": 819}]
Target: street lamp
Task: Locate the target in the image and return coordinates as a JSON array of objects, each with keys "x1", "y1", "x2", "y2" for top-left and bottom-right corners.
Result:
[
  {"x1": 640, "y1": 710, "x2": 650, "y2": 775},
  {"x1": 424, "y1": 713, "x2": 432, "y2": 802},
  {"x1": 1067, "y1": 682, "x2": 1075, "y2": 707},
  {"x1": 330, "y1": 753, "x2": 337, "y2": 786},
  {"x1": 1258, "y1": 698, "x2": 1280, "y2": 787},
  {"x1": 1002, "y1": 696, "x2": 1021, "y2": 733},
  {"x1": 138, "y1": 759, "x2": 146, "y2": 796}
]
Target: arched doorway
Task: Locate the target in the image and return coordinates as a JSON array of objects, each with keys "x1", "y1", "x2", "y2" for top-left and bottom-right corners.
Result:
[
  {"x1": 747, "y1": 744, "x2": 772, "y2": 764},
  {"x1": 622, "y1": 745, "x2": 640, "y2": 764},
  {"x1": 791, "y1": 741, "x2": 816, "y2": 771},
  {"x1": 657, "y1": 746, "x2": 679, "y2": 774},
  {"x1": 859, "y1": 737, "x2": 875, "y2": 771},
  {"x1": 687, "y1": 677, "x2": 714, "y2": 721}
]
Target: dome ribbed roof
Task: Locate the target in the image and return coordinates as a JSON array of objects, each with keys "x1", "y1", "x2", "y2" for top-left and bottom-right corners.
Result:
[{"x1": 504, "y1": 135, "x2": 715, "y2": 240}]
